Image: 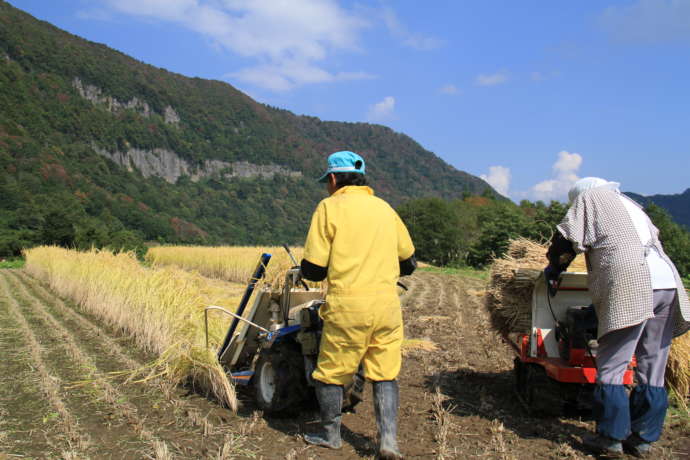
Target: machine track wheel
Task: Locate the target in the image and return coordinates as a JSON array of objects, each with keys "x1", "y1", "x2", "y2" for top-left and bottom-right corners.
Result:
[
  {"x1": 341, "y1": 370, "x2": 365, "y2": 413},
  {"x1": 514, "y1": 358, "x2": 565, "y2": 417},
  {"x1": 254, "y1": 341, "x2": 309, "y2": 415}
]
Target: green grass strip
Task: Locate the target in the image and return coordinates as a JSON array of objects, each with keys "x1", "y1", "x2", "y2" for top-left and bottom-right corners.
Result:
[
  {"x1": 418, "y1": 265, "x2": 489, "y2": 281},
  {"x1": 0, "y1": 258, "x2": 25, "y2": 269}
]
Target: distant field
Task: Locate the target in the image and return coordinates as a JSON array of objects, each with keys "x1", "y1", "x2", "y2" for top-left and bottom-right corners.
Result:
[{"x1": 146, "y1": 245, "x2": 304, "y2": 285}]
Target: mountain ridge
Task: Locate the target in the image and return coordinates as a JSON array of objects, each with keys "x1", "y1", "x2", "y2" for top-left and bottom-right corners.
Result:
[
  {"x1": 0, "y1": 0, "x2": 491, "y2": 201},
  {"x1": 626, "y1": 189, "x2": 690, "y2": 229},
  {"x1": 0, "y1": 0, "x2": 496, "y2": 252}
]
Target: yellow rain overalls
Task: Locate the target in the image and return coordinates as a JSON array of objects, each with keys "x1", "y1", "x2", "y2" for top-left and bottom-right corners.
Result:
[{"x1": 303, "y1": 185, "x2": 415, "y2": 385}]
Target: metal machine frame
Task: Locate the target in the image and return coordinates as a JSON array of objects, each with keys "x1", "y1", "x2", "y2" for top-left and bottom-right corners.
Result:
[{"x1": 203, "y1": 249, "x2": 365, "y2": 413}]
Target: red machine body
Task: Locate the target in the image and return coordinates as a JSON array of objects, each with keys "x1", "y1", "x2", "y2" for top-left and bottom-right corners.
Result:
[
  {"x1": 517, "y1": 331, "x2": 635, "y2": 385},
  {"x1": 513, "y1": 272, "x2": 636, "y2": 413}
]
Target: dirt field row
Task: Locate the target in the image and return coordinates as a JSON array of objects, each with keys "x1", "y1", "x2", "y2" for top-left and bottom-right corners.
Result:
[
  {"x1": 0, "y1": 269, "x2": 256, "y2": 459},
  {"x1": 0, "y1": 269, "x2": 687, "y2": 459}
]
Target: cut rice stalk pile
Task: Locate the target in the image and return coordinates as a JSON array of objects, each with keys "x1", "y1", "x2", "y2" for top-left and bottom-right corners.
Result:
[
  {"x1": 485, "y1": 238, "x2": 688, "y2": 408},
  {"x1": 484, "y1": 238, "x2": 586, "y2": 334},
  {"x1": 24, "y1": 246, "x2": 246, "y2": 410}
]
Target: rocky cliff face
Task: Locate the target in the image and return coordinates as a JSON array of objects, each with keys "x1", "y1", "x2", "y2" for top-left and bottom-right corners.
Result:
[
  {"x1": 77, "y1": 75, "x2": 302, "y2": 183},
  {"x1": 163, "y1": 105, "x2": 180, "y2": 124},
  {"x1": 73, "y1": 78, "x2": 180, "y2": 125},
  {"x1": 92, "y1": 144, "x2": 302, "y2": 183}
]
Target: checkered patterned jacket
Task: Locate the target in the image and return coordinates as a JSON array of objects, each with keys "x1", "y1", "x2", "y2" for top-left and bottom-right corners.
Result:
[{"x1": 557, "y1": 187, "x2": 690, "y2": 338}]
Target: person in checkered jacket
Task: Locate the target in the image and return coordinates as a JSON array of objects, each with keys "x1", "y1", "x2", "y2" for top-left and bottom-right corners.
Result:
[{"x1": 547, "y1": 177, "x2": 690, "y2": 458}]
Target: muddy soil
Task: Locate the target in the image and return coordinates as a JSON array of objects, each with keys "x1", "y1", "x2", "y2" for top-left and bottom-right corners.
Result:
[{"x1": 0, "y1": 269, "x2": 687, "y2": 459}]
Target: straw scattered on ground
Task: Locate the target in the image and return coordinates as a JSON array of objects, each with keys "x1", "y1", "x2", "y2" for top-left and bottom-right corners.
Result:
[{"x1": 402, "y1": 338, "x2": 439, "y2": 356}]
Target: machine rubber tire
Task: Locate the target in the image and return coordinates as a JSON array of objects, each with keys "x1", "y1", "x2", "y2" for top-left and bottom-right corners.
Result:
[
  {"x1": 514, "y1": 358, "x2": 565, "y2": 417},
  {"x1": 254, "y1": 342, "x2": 309, "y2": 415}
]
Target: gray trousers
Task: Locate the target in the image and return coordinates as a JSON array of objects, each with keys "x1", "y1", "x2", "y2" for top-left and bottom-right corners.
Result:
[{"x1": 597, "y1": 289, "x2": 677, "y2": 386}]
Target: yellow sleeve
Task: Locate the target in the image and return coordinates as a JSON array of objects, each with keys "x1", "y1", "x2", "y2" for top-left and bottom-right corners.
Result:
[
  {"x1": 303, "y1": 201, "x2": 332, "y2": 267},
  {"x1": 395, "y1": 212, "x2": 415, "y2": 260}
]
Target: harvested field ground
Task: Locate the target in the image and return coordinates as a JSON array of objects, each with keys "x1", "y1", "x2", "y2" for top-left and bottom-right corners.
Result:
[{"x1": 0, "y1": 269, "x2": 688, "y2": 459}]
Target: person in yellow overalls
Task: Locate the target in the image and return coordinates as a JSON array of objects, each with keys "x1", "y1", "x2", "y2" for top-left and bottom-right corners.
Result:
[{"x1": 300, "y1": 150, "x2": 416, "y2": 460}]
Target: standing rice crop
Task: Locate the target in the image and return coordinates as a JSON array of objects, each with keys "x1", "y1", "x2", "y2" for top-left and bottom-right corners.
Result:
[
  {"x1": 24, "y1": 246, "x2": 247, "y2": 410},
  {"x1": 146, "y1": 245, "x2": 303, "y2": 284},
  {"x1": 667, "y1": 334, "x2": 690, "y2": 409}
]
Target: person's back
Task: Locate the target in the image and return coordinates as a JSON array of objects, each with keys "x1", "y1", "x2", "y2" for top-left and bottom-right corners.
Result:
[
  {"x1": 300, "y1": 151, "x2": 414, "y2": 460},
  {"x1": 308, "y1": 185, "x2": 408, "y2": 293},
  {"x1": 558, "y1": 186, "x2": 681, "y2": 336},
  {"x1": 550, "y1": 177, "x2": 690, "y2": 457}
]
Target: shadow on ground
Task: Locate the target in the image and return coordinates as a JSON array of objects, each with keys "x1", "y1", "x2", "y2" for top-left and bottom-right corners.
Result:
[
  {"x1": 427, "y1": 367, "x2": 595, "y2": 452},
  {"x1": 234, "y1": 385, "x2": 379, "y2": 458}
]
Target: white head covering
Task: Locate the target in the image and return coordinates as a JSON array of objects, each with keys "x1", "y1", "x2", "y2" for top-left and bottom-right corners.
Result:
[{"x1": 568, "y1": 177, "x2": 621, "y2": 204}]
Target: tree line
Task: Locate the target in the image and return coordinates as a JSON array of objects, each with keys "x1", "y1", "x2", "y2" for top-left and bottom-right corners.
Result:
[{"x1": 397, "y1": 195, "x2": 690, "y2": 278}]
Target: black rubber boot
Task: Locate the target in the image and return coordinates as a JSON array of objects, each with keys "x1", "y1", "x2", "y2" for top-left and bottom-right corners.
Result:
[
  {"x1": 373, "y1": 380, "x2": 403, "y2": 460},
  {"x1": 623, "y1": 433, "x2": 652, "y2": 458},
  {"x1": 583, "y1": 433, "x2": 624, "y2": 458},
  {"x1": 304, "y1": 381, "x2": 343, "y2": 449}
]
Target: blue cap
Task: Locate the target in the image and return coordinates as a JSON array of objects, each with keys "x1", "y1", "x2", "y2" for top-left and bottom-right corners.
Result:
[{"x1": 318, "y1": 151, "x2": 366, "y2": 182}]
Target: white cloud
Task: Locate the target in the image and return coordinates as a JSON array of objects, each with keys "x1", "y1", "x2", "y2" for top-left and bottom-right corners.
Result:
[
  {"x1": 553, "y1": 150, "x2": 582, "y2": 174},
  {"x1": 601, "y1": 0, "x2": 690, "y2": 43},
  {"x1": 439, "y1": 84, "x2": 460, "y2": 95},
  {"x1": 381, "y1": 6, "x2": 442, "y2": 50},
  {"x1": 228, "y1": 62, "x2": 375, "y2": 92},
  {"x1": 106, "y1": 0, "x2": 196, "y2": 22},
  {"x1": 99, "y1": 0, "x2": 371, "y2": 91},
  {"x1": 530, "y1": 150, "x2": 583, "y2": 201},
  {"x1": 530, "y1": 70, "x2": 561, "y2": 82},
  {"x1": 475, "y1": 71, "x2": 509, "y2": 87},
  {"x1": 481, "y1": 166, "x2": 511, "y2": 197},
  {"x1": 367, "y1": 96, "x2": 396, "y2": 122}
]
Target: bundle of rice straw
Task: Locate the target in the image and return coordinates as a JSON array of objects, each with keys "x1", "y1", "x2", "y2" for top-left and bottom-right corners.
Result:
[
  {"x1": 667, "y1": 333, "x2": 690, "y2": 410},
  {"x1": 484, "y1": 238, "x2": 587, "y2": 334}
]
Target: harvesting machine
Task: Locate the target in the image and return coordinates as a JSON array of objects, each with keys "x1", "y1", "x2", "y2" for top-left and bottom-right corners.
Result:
[
  {"x1": 513, "y1": 270, "x2": 636, "y2": 414},
  {"x1": 205, "y1": 248, "x2": 364, "y2": 413}
]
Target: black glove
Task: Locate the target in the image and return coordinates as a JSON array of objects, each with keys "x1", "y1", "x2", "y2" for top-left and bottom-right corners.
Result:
[
  {"x1": 544, "y1": 265, "x2": 561, "y2": 296},
  {"x1": 544, "y1": 265, "x2": 560, "y2": 282},
  {"x1": 546, "y1": 231, "x2": 576, "y2": 273}
]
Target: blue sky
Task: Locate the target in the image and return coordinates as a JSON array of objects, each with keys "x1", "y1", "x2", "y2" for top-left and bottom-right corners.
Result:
[{"x1": 10, "y1": 0, "x2": 690, "y2": 201}]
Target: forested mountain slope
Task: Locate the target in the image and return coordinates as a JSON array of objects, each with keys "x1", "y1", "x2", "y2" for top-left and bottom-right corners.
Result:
[
  {"x1": 626, "y1": 189, "x2": 690, "y2": 230},
  {"x1": 0, "y1": 1, "x2": 495, "y2": 254}
]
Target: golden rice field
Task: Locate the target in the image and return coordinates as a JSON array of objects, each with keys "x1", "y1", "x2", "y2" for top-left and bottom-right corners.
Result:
[
  {"x1": 24, "y1": 246, "x2": 256, "y2": 410},
  {"x1": 146, "y1": 245, "x2": 304, "y2": 285},
  {"x1": 22, "y1": 243, "x2": 689, "y2": 420}
]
